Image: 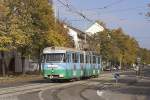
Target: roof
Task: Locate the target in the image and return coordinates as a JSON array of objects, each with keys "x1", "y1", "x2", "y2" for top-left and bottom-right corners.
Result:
[
  {"x1": 43, "y1": 47, "x2": 100, "y2": 56},
  {"x1": 66, "y1": 25, "x2": 85, "y2": 39},
  {"x1": 85, "y1": 22, "x2": 104, "y2": 35},
  {"x1": 43, "y1": 47, "x2": 84, "y2": 53}
]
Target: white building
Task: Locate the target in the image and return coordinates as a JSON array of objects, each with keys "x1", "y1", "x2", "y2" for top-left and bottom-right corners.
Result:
[
  {"x1": 64, "y1": 25, "x2": 85, "y2": 50},
  {"x1": 64, "y1": 22, "x2": 104, "y2": 50},
  {"x1": 85, "y1": 22, "x2": 104, "y2": 36}
]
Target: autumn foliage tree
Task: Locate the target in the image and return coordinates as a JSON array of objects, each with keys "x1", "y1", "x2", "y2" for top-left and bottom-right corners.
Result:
[
  {"x1": 138, "y1": 48, "x2": 150, "y2": 64},
  {"x1": 0, "y1": 0, "x2": 13, "y2": 76},
  {"x1": 88, "y1": 28, "x2": 139, "y2": 69},
  {"x1": 0, "y1": 0, "x2": 73, "y2": 75}
]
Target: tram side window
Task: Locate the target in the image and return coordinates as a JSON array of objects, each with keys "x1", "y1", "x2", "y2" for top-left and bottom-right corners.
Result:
[
  {"x1": 72, "y1": 53, "x2": 75, "y2": 63},
  {"x1": 75, "y1": 53, "x2": 78, "y2": 63},
  {"x1": 86, "y1": 55, "x2": 88, "y2": 63},
  {"x1": 98, "y1": 57, "x2": 100, "y2": 64},
  {"x1": 66, "y1": 53, "x2": 70, "y2": 62},
  {"x1": 80, "y1": 54, "x2": 84, "y2": 63},
  {"x1": 72, "y1": 53, "x2": 78, "y2": 63},
  {"x1": 90, "y1": 56, "x2": 92, "y2": 64},
  {"x1": 93, "y1": 56, "x2": 96, "y2": 64}
]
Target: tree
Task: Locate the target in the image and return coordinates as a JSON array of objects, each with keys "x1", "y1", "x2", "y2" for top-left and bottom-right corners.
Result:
[
  {"x1": 88, "y1": 27, "x2": 139, "y2": 69},
  {"x1": 138, "y1": 48, "x2": 150, "y2": 64},
  {"x1": 3, "y1": 0, "x2": 33, "y2": 74},
  {"x1": 27, "y1": 0, "x2": 73, "y2": 71},
  {"x1": 46, "y1": 21, "x2": 74, "y2": 47},
  {"x1": 109, "y1": 28, "x2": 139, "y2": 69},
  {"x1": 0, "y1": 0, "x2": 75, "y2": 76},
  {"x1": 0, "y1": 0, "x2": 13, "y2": 76},
  {"x1": 87, "y1": 29, "x2": 114, "y2": 68}
]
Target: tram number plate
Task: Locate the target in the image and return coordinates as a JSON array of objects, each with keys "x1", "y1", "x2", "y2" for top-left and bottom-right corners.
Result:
[{"x1": 48, "y1": 65, "x2": 58, "y2": 68}]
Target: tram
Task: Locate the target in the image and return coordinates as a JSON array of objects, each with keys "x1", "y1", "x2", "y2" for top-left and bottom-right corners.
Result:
[{"x1": 41, "y1": 47, "x2": 102, "y2": 80}]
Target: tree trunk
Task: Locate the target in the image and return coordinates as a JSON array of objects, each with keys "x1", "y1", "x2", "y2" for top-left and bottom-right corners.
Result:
[
  {"x1": 119, "y1": 57, "x2": 122, "y2": 70},
  {"x1": 1, "y1": 51, "x2": 6, "y2": 77},
  {"x1": 38, "y1": 48, "x2": 42, "y2": 74},
  {"x1": 38, "y1": 57, "x2": 41, "y2": 74},
  {"x1": 21, "y1": 56, "x2": 26, "y2": 75}
]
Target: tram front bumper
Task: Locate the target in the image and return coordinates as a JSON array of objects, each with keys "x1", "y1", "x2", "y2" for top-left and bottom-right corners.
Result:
[{"x1": 46, "y1": 74, "x2": 64, "y2": 79}]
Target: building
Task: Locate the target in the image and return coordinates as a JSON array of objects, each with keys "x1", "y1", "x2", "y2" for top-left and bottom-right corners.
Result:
[
  {"x1": 64, "y1": 25, "x2": 86, "y2": 50},
  {"x1": 85, "y1": 22, "x2": 104, "y2": 36},
  {"x1": 64, "y1": 22, "x2": 104, "y2": 51}
]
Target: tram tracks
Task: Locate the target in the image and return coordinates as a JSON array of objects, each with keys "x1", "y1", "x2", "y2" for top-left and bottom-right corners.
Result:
[
  {"x1": 0, "y1": 83, "x2": 59, "y2": 96},
  {"x1": 0, "y1": 77, "x2": 110, "y2": 100},
  {"x1": 46, "y1": 79, "x2": 102, "y2": 100},
  {"x1": 39, "y1": 80, "x2": 92, "y2": 100},
  {"x1": 0, "y1": 78, "x2": 96, "y2": 98}
]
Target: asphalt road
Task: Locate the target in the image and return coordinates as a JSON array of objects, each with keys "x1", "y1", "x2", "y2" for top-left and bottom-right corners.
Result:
[{"x1": 0, "y1": 68, "x2": 150, "y2": 100}]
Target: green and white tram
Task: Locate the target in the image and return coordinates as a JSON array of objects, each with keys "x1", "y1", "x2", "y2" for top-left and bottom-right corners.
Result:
[{"x1": 41, "y1": 47, "x2": 102, "y2": 80}]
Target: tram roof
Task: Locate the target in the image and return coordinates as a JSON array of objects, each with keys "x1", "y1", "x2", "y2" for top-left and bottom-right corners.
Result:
[
  {"x1": 43, "y1": 47, "x2": 100, "y2": 56},
  {"x1": 43, "y1": 47, "x2": 83, "y2": 54}
]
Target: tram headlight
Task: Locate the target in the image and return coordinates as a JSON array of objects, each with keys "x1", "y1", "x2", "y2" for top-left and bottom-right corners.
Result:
[{"x1": 59, "y1": 74, "x2": 64, "y2": 77}]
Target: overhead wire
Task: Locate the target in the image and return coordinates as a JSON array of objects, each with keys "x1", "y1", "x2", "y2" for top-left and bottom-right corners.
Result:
[
  {"x1": 56, "y1": 0, "x2": 93, "y2": 22},
  {"x1": 56, "y1": 0, "x2": 147, "y2": 23},
  {"x1": 55, "y1": 0, "x2": 129, "y2": 23},
  {"x1": 85, "y1": 0, "x2": 124, "y2": 10},
  {"x1": 98, "y1": 6, "x2": 147, "y2": 14},
  {"x1": 104, "y1": 0, "x2": 123, "y2": 8}
]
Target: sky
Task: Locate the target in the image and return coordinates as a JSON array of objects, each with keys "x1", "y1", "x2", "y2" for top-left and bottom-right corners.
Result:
[{"x1": 53, "y1": 0, "x2": 150, "y2": 49}]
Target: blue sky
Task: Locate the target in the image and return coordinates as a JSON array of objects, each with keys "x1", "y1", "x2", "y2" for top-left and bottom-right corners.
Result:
[{"x1": 53, "y1": 0, "x2": 150, "y2": 49}]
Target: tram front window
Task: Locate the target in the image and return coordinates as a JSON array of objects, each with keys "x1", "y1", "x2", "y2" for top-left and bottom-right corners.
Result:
[{"x1": 45, "y1": 53, "x2": 66, "y2": 63}]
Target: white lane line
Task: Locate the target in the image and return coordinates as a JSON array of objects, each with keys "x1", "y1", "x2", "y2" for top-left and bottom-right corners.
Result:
[
  {"x1": 97, "y1": 90, "x2": 104, "y2": 97},
  {"x1": 39, "y1": 90, "x2": 44, "y2": 100},
  {"x1": 97, "y1": 90, "x2": 108, "y2": 100}
]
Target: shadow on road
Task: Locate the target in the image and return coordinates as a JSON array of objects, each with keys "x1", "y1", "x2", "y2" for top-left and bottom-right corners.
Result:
[
  {"x1": 91, "y1": 68, "x2": 150, "y2": 97},
  {"x1": 0, "y1": 79, "x2": 73, "y2": 88}
]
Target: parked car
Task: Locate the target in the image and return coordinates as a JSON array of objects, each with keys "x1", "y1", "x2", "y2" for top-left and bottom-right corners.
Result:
[{"x1": 103, "y1": 67, "x2": 111, "y2": 71}]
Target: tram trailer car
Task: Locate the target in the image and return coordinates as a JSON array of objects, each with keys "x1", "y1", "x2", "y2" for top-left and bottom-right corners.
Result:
[{"x1": 41, "y1": 47, "x2": 102, "y2": 80}]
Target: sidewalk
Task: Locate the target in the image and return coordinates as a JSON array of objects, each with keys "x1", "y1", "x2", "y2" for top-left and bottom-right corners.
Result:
[{"x1": 0, "y1": 75, "x2": 43, "y2": 88}]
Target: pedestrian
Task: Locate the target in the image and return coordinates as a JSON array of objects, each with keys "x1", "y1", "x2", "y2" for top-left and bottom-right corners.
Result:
[
  {"x1": 135, "y1": 65, "x2": 140, "y2": 76},
  {"x1": 113, "y1": 69, "x2": 120, "y2": 84}
]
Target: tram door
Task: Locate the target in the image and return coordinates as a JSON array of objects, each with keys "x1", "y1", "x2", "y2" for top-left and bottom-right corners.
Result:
[
  {"x1": 95, "y1": 56, "x2": 100, "y2": 75},
  {"x1": 66, "y1": 52, "x2": 72, "y2": 78},
  {"x1": 72, "y1": 52, "x2": 78, "y2": 77},
  {"x1": 76, "y1": 52, "x2": 80, "y2": 77}
]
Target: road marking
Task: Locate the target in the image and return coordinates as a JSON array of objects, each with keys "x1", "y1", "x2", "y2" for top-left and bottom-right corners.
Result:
[
  {"x1": 39, "y1": 90, "x2": 44, "y2": 100},
  {"x1": 0, "y1": 79, "x2": 95, "y2": 97},
  {"x1": 96, "y1": 90, "x2": 109, "y2": 100},
  {"x1": 97, "y1": 90, "x2": 104, "y2": 97}
]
